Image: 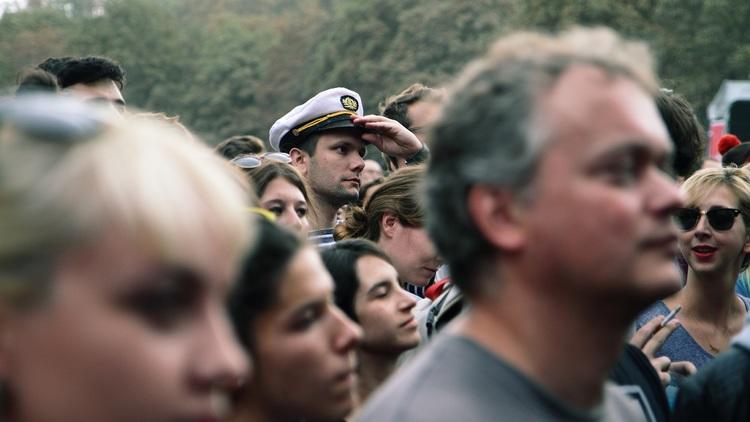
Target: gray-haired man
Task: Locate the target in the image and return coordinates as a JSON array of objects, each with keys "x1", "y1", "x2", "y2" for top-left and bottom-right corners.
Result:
[{"x1": 361, "y1": 27, "x2": 682, "y2": 422}]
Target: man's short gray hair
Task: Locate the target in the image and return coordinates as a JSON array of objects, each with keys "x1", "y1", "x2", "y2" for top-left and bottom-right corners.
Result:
[{"x1": 425, "y1": 27, "x2": 657, "y2": 294}]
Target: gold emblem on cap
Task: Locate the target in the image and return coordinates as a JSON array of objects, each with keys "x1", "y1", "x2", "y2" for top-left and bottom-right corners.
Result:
[{"x1": 340, "y1": 95, "x2": 359, "y2": 111}]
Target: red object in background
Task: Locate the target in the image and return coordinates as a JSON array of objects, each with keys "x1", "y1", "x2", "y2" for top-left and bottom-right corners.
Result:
[
  {"x1": 708, "y1": 121, "x2": 727, "y2": 160},
  {"x1": 718, "y1": 134, "x2": 741, "y2": 155}
]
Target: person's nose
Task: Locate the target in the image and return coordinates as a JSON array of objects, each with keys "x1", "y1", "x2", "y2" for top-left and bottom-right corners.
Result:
[
  {"x1": 646, "y1": 166, "x2": 684, "y2": 219},
  {"x1": 397, "y1": 288, "x2": 417, "y2": 313},
  {"x1": 693, "y1": 211, "x2": 712, "y2": 237},
  {"x1": 351, "y1": 154, "x2": 365, "y2": 174},
  {"x1": 189, "y1": 306, "x2": 250, "y2": 392},
  {"x1": 330, "y1": 305, "x2": 362, "y2": 354},
  {"x1": 280, "y1": 207, "x2": 303, "y2": 233}
]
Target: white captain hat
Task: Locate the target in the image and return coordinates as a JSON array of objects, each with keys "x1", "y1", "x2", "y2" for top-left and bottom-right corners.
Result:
[{"x1": 269, "y1": 87, "x2": 366, "y2": 152}]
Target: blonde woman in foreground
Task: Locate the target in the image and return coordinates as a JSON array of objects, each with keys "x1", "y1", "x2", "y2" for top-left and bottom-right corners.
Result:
[{"x1": 0, "y1": 96, "x2": 253, "y2": 422}]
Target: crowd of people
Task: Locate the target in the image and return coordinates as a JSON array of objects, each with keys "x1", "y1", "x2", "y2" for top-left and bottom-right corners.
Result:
[{"x1": 2, "y1": 25, "x2": 750, "y2": 421}]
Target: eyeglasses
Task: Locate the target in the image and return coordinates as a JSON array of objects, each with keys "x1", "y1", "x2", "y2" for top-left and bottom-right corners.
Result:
[
  {"x1": 230, "y1": 152, "x2": 291, "y2": 169},
  {"x1": 672, "y1": 207, "x2": 743, "y2": 231}
]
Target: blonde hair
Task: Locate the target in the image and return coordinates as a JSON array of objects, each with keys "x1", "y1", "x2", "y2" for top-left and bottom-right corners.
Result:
[
  {"x1": 682, "y1": 166, "x2": 750, "y2": 270},
  {"x1": 682, "y1": 166, "x2": 750, "y2": 229},
  {"x1": 0, "y1": 113, "x2": 254, "y2": 305}
]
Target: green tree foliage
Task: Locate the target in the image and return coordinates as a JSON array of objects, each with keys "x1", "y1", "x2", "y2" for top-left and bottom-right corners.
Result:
[
  {"x1": 0, "y1": 0, "x2": 747, "y2": 145},
  {"x1": 0, "y1": 7, "x2": 72, "y2": 92},
  {"x1": 303, "y1": 0, "x2": 514, "y2": 114}
]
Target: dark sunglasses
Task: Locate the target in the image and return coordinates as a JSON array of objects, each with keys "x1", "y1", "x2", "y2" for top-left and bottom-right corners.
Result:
[
  {"x1": 230, "y1": 152, "x2": 291, "y2": 169},
  {"x1": 672, "y1": 207, "x2": 743, "y2": 231}
]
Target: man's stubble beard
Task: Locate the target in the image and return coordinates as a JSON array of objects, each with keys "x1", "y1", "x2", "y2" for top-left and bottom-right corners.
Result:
[{"x1": 319, "y1": 184, "x2": 359, "y2": 209}]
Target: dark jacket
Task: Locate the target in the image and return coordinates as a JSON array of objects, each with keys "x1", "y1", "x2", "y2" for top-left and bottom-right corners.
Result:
[{"x1": 673, "y1": 344, "x2": 750, "y2": 421}]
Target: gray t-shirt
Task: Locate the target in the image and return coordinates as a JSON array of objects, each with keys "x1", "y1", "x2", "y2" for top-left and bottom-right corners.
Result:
[{"x1": 359, "y1": 334, "x2": 645, "y2": 422}]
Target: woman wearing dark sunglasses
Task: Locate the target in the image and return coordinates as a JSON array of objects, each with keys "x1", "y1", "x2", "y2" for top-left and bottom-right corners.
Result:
[{"x1": 636, "y1": 166, "x2": 750, "y2": 370}]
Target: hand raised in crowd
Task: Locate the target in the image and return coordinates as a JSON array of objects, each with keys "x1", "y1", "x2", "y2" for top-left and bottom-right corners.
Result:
[
  {"x1": 630, "y1": 315, "x2": 697, "y2": 386},
  {"x1": 352, "y1": 114, "x2": 423, "y2": 158}
]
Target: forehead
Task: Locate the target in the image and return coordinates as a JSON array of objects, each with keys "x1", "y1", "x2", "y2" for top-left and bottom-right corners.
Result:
[
  {"x1": 277, "y1": 248, "x2": 332, "y2": 306},
  {"x1": 63, "y1": 79, "x2": 124, "y2": 104},
  {"x1": 58, "y1": 230, "x2": 231, "y2": 294},
  {"x1": 407, "y1": 100, "x2": 440, "y2": 123},
  {"x1": 315, "y1": 130, "x2": 365, "y2": 149},
  {"x1": 538, "y1": 65, "x2": 670, "y2": 161},
  {"x1": 363, "y1": 160, "x2": 381, "y2": 171},
  {"x1": 355, "y1": 255, "x2": 397, "y2": 288},
  {"x1": 686, "y1": 183, "x2": 738, "y2": 208},
  {"x1": 261, "y1": 177, "x2": 304, "y2": 201}
]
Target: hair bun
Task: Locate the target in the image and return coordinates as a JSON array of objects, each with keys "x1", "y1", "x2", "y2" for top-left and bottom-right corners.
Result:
[
  {"x1": 334, "y1": 206, "x2": 369, "y2": 240},
  {"x1": 718, "y1": 134, "x2": 742, "y2": 155}
]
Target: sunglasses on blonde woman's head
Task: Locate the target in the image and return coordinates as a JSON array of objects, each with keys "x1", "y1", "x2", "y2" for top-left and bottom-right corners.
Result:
[
  {"x1": 672, "y1": 207, "x2": 743, "y2": 231},
  {"x1": 230, "y1": 152, "x2": 291, "y2": 169}
]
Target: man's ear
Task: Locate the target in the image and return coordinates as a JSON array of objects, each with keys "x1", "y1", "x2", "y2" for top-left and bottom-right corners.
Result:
[
  {"x1": 467, "y1": 184, "x2": 525, "y2": 252},
  {"x1": 380, "y1": 212, "x2": 400, "y2": 239},
  {"x1": 289, "y1": 147, "x2": 309, "y2": 176}
]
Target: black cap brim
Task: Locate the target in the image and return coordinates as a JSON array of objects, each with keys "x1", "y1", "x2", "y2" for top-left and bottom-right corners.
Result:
[{"x1": 279, "y1": 115, "x2": 370, "y2": 152}]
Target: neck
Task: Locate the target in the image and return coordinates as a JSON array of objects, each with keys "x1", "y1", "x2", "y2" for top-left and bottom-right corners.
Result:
[
  {"x1": 357, "y1": 349, "x2": 400, "y2": 403},
  {"x1": 308, "y1": 192, "x2": 338, "y2": 230},
  {"x1": 232, "y1": 386, "x2": 293, "y2": 422},
  {"x1": 231, "y1": 397, "x2": 277, "y2": 422},
  {"x1": 674, "y1": 269, "x2": 742, "y2": 324},
  {"x1": 456, "y1": 271, "x2": 632, "y2": 410}
]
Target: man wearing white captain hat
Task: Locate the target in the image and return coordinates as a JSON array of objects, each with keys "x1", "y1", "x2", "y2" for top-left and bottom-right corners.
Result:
[{"x1": 270, "y1": 87, "x2": 429, "y2": 246}]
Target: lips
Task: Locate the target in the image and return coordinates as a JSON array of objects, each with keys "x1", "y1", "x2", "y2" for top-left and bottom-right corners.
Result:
[
  {"x1": 332, "y1": 367, "x2": 358, "y2": 394},
  {"x1": 400, "y1": 316, "x2": 417, "y2": 329},
  {"x1": 692, "y1": 244, "x2": 717, "y2": 260}
]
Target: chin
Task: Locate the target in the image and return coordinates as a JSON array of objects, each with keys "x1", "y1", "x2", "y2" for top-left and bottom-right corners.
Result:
[{"x1": 629, "y1": 275, "x2": 682, "y2": 307}]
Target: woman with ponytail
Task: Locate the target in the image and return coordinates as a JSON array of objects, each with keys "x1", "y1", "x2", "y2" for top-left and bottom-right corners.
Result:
[{"x1": 336, "y1": 166, "x2": 442, "y2": 292}]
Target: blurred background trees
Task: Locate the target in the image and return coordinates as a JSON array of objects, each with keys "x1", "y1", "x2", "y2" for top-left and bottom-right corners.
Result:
[{"x1": 0, "y1": 0, "x2": 747, "y2": 145}]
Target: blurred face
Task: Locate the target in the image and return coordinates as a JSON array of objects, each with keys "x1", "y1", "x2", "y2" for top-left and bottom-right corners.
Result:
[
  {"x1": 361, "y1": 160, "x2": 383, "y2": 185},
  {"x1": 378, "y1": 218, "x2": 442, "y2": 286},
  {"x1": 1, "y1": 231, "x2": 248, "y2": 422},
  {"x1": 519, "y1": 66, "x2": 683, "y2": 303},
  {"x1": 407, "y1": 100, "x2": 441, "y2": 145},
  {"x1": 249, "y1": 247, "x2": 362, "y2": 421},
  {"x1": 260, "y1": 177, "x2": 310, "y2": 235},
  {"x1": 354, "y1": 255, "x2": 419, "y2": 354},
  {"x1": 678, "y1": 185, "x2": 750, "y2": 277},
  {"x1": 63, "y1": 79, "x2": 125, "y2": 114},
  {"x1": 304, "y1": 130, "x2": 366, "y2": 208}
]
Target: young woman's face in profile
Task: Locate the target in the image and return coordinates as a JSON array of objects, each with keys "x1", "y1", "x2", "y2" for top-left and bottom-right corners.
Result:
[
  {"x1": 354, "y1": 255, "x2": 420, "y2": 353},
  {"x1": 260, "y1": 177, "x2": 310, "y2": 235},
  {"x1": 1, "y1": 231, "x2": 248, "y2": 422},
  {"x1": 381, "y1": 220, "x2": 442, "y2": 286},
  {"x1": 249, "y1": 247, "x2": 361, "y2": 421}
]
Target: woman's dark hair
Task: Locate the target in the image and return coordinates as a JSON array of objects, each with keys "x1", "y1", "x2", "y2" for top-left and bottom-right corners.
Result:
[
  {"x1": 246, "y1": 161, "x2": 310, "y2": 205},
  {"x1": 321, "y1": 239, "x2": 392, "y2": 321},
  {"x1": 228, "y1": 217, "x2": 304, "y2": 350}
]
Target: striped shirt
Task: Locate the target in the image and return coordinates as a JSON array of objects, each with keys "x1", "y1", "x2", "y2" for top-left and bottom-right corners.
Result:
[{"x1": 308, "y1": 228, "x2": 335, "y2": 248}]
